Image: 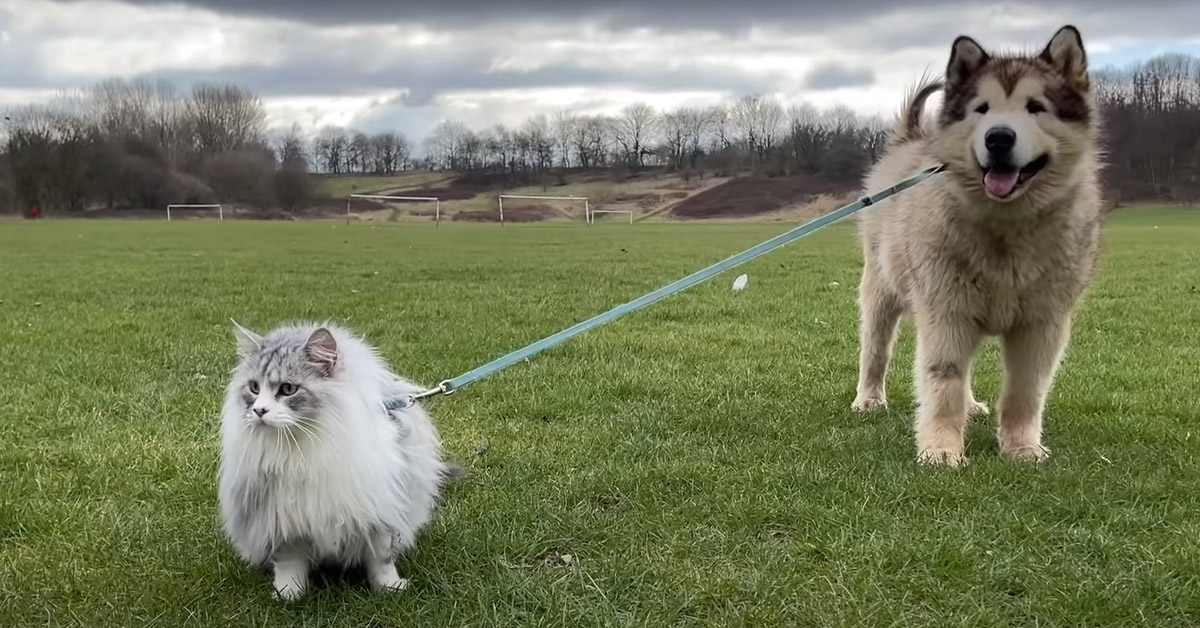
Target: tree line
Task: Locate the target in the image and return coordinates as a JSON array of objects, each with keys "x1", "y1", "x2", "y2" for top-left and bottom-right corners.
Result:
[
  {"x1": 1, "y1": 53, "x2": 1197, "y2": 216},
  {"x1": 1094, "y1": 54, "x2": 1200, "y2": 204},
  {"x1": 418, "y1": 98, "x2": 888, "y2": 186}
]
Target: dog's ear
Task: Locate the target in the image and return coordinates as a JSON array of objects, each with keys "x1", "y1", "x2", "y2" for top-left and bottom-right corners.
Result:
[
  {"x1": 1040, "y1": 25, "x2": 1088, "y2": 88},
  {"x1": 947, "y1": 35, "x2": 989, "y2": 86}
]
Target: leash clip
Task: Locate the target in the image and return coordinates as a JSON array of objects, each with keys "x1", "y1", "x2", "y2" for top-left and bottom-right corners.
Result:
[{"x1": 387, "y1": 380, "x2": 455, "y2": 411}]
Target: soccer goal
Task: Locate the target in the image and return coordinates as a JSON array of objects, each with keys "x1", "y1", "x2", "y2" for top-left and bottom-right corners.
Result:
[
  {"x1": 166, "y1": 204, "x2": 223, "y2": 221},
  {"x1": 497, "y1": 194, "x2": 589, "y2": 226},
  {"x1": 347, "y1": 194, "x2": 442, "y2": 225},
  {"x1": 589, "y1": 210, "x2": 634, "y2": 224}
]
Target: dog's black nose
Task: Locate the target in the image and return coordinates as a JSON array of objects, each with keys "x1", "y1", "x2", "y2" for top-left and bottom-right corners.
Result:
[{"x1": 985, "y1": 127, "x2": 1016, "y2": 155}]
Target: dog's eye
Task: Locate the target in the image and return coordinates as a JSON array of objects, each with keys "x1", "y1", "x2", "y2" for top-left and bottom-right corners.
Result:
[
  {"x1": 278, "y1": 383, "x2": 298, "y2": 396},
  {"x1": 974, "y1": 103, "x2": 990, "y2": 115},
  {"x1": 1026, "y1": 100, "x2": 1046, "y2": 114},
  {"x1": 248, "y1": 380, "x2": 260, "y2": 394}
]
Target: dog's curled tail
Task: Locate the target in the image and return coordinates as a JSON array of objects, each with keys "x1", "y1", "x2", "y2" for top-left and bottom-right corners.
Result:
[{"x1": 894, "y1": 74, "x2": 944, "y2": 144}]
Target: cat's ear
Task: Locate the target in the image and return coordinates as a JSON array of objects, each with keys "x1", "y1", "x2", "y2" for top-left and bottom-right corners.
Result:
[
  {"x1": 230, "y1": 319, "x2": 262, "y2": 359},
  {"x1": 305, "y1": 327, "x2": 338, "y2": 376}
]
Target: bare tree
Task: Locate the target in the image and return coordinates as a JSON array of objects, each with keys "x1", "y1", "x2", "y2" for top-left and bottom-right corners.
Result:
[
  {"x1": 731, "y1": 95, "x2": 785, "y2": 165},
  {"x1": 859, "y1": 115, "x2": 889, "y2": 163},
  {"x1": 275, "y1": 124, "x2": 314, "y2": 211},
  {"x1": 480, "y1": 125, "x2": 512, "y2": 172},
  {"x1": 659, "y1": 109, "x2": 689, "y2": 171},
  {"x1": 313, "y1": 127, "x2": 348, "y2": 174},
  {"x1": 571, "y1": 116, "x2": 610, "y2": 169},
  {"x1": 522, "y1": 114, "x2": 554, "y2": 171},
  {"x1": 613, "y1": 103, "x2": 658, "y2": 167},
  {"x1": 347, "y1": 131, "x2": 370, "y2": 174},
  {"x1": 275, "y1": 123, "x2": 308, "y2": 170},
  {"x1": 681, "y1": 106, "x2": 714, "y2": 170},
  {"x1": 184, "y1": 83, "x2": 266, "y2": 158},
  {"x1": 787, "y1": 102, "x2": 826, "y2": 173},
  {"x1": 423, "y1": 120, "x2": 472, "y2": 170},
  {"x1": 368, "y1": 132, "x2": 407, "y2": 175},
  {"x1": 551, "y1": 111, "x2": 576, "y2": 168}
]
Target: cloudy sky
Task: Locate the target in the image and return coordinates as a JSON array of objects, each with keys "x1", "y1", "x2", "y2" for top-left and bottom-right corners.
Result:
[{"x1": 1, "y1": 0, "x2": 1198, "y2": 142}]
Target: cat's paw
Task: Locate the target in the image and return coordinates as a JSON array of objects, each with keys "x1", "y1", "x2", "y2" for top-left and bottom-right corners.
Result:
[
  {"x1": 271, "y1": 561, "x2": 309, "y2": 602},
  {"x1": 372, "y1": 576, "x2": 410, "y2": 593},
  {"x1": 272, "y1": 582, "x2": 306, "y2": 602},
  {"x1": 368, "y1": 562, "x2": 410, "y2": 593}
]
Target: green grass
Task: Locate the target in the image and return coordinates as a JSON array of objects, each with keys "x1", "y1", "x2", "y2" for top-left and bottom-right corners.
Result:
[
  {"x1": 320, "y1": 171, "x2": 452, "y2": 198},
  {"x1": 2, "y1": 208, "x2": 1199, "y2": 626}
]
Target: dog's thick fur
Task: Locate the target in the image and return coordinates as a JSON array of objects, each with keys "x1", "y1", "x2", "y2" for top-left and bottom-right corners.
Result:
[{"x1": 852, "y1": 25, "x2": 1105, "y2": 466}]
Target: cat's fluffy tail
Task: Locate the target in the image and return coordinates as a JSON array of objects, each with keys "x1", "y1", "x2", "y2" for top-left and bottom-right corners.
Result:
[{"x1": 439, "y1": 461, "x2": 470, "y2": 486}]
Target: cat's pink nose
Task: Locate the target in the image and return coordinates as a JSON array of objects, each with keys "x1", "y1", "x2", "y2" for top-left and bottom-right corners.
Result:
[{"x1": 253, "y1": 407, "x2": 268, "y2": 418}]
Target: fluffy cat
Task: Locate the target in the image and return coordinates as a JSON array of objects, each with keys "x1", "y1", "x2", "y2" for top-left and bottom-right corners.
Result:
[{"x1": 217, "y1": 321, "x2": 462, "y2": 601}]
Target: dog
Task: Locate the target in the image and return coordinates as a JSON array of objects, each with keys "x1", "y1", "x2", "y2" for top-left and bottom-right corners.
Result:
[{"x1": 851, "y1": 25, "x2": 1105, "y2": 466}]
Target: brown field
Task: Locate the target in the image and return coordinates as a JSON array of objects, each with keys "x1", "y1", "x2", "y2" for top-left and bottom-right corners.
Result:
[{"x1": 326, "y1": 169, "x2": 860, "y2": 224}]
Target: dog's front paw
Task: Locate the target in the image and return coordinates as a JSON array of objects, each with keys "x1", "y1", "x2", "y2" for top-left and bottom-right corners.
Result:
[
  {"x1": 1001, "y1": 442, "x2": 1051, "y2": 463},
  {"x1": 852, "y1": 396, "x2": 888, "y2": 413},
  {"x1": 917, "y1": 447, "x2": 967, "y2": 467}
]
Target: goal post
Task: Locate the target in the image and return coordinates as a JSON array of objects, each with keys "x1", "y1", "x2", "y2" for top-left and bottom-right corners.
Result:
[
  {"x1": 497, "y1": 194, "x2": 590, "y2": 226},
  {"x1": 589, "y1": 210, "x2": 634, "y2": 224},
  {"x1": 166, "y1": 204, "x2": 223, "y2": 221},
  {"x1": 347, "y1": 194, "x2": 442, "y2": 225}
]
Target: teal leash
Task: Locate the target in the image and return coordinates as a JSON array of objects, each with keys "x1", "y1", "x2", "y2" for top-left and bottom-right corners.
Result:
[{"x1": 388, "y1": 164, "x2": 945, "y2": 410}]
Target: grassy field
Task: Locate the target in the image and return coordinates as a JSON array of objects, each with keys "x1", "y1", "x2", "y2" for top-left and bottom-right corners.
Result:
[{"x1": 2, "y1": 209, "x2": 1199, "y2": 626}]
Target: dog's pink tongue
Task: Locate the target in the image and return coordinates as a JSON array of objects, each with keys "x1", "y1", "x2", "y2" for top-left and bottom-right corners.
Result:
[{"x1": 984, "y1": 170, "x2": 1020, "y2": 197}]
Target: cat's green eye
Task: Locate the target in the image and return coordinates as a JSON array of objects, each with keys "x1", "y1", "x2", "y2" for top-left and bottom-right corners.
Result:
[
  {"x1": 278, "y1": 383, "x2": 299, "y2": 396},
  {"x1": 248, "y1": 380, "x2": 260, "y2": 394}
]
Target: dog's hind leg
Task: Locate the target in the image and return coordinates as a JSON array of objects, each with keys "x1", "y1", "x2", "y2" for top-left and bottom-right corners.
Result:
[
  {"x1": 997, "y1": 318, "x2": 1070, "y2": 462},
  {"x1": 913, "y1": 315, "x2": 982, "y2": 466},
  {"x1": 852, "y1": 263, "x2": 903, "y2": 412}
]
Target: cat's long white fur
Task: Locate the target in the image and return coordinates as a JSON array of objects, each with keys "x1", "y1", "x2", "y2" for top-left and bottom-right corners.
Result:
[{"x1": 217, "y1": 323, "x2": 445, "y2": 599}]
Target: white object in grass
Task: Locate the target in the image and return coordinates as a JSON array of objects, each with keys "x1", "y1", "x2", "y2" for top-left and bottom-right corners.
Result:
[{"x1": 732, "y1": 274, "x2": 749, "y2": 291}]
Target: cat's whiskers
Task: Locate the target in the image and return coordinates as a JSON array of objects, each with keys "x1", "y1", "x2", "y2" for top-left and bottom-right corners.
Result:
[
  {"x1": 290, "y1": 419, "x2": 329, "y2": 447},
  {"x1": 273, "y1": 425, "x2": 286, "y2": 465},
  {"x1": 283, "y1": 424, "x2": 305, "y2": 466}
]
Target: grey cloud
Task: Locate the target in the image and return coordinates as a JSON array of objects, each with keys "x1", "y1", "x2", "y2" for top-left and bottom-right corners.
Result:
[
  {"x1": 137, "y1": 57, "x2": 773, "y2": 105},
  {"x1": 803, "y1": 63, "x2": 875, "y2": 90},
  {"x1": 40, "y1": 0, "x2": 962, "y2": 30},
  {"x1": 38, "y1": 0, "x2": 1196, "y2": 33},
  {"x1": 11, "y1": 0, "x2": 1200, "y2": 142}
]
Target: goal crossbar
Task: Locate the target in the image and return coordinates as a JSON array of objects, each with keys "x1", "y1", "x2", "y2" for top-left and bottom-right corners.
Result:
[
  {"x1": 498, "y1": 195, "x2": 586, "y2": 201},
  {"x1": 496, "y1": 194, "x2": 590, "y2": 225},
  {"x1": 166, "y1": 204, "x2": 223, "y2": 221},
  {"x1": 350, "y1": 194, "x2": 439, "y2": 202},
  {"x1": 589, "y1": 210, "x2": 634, "y2": 224},
  {"x1": 347, "y1": 194, "x2": 442, "y2": 225}
]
